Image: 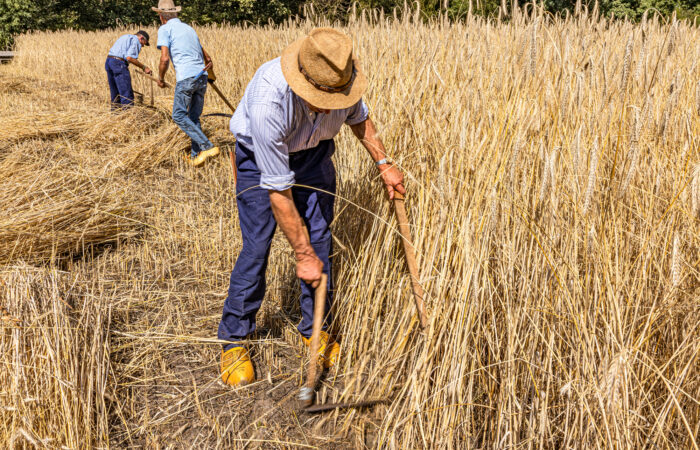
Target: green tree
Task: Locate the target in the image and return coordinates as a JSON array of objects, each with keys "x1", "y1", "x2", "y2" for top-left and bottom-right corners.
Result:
[{"x1": 0, "y1": 0, "x2": 36, "y2": 49}]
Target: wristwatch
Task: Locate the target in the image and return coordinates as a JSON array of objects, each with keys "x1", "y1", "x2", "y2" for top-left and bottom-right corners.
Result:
[{"x1": 375, "y1": 158, "x2": 392, "y2": 167}]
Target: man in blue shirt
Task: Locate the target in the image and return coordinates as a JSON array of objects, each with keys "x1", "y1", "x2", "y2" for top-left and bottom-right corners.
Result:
[
  {"x1": 153, "y1": 0, "x2": 219, "y2": 167},
  {"x1": 218, "y1": 28, "x2": 406, "y2": 387},
  {"x1": 105, "y1": 30, "x2": 151, "y2": 109}
]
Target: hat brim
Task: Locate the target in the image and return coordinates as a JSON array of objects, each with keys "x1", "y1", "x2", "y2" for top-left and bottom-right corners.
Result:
[
  {"x1": 280, "y1": 37, "x2": 368, "y2": 111},
  {"x1": 152, "y1": 6, "x2": 182, "y2": 12}
]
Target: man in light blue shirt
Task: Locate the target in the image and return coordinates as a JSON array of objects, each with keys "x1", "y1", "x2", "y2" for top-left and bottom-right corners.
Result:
[
  {"x1": 153, "y1": 0, "x2": 219, "y2": 167},
  {"x1": 219, "y1": 28, "x2": 406, "y2": 388},
  {"x1": 105, "y1": 31, "x2": 151, "y2": 109}
]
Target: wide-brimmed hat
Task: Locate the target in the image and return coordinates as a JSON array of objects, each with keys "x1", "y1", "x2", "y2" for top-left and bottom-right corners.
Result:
[
  {"x1": 136, "y1": 30, "x2": 150, "y2": 46},
  {"x1": 281, "y1": 28, "x2": 367, "y2": 110},
  {"x1": 152, "y1": 0, "x2": 181, "y2": 13}
]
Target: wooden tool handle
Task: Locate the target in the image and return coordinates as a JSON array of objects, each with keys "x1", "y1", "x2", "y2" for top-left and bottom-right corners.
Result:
[
  {"x1": 134, "y1": 70, "x2": 171, "y2": 88},
  {"x1": 149, "y1": 76, "x2": 154, "y2": 107},
  {"x1": 208, "y1": 81, "x2": 237, "y2": 113},
  {"x1": 304, "y1": 273, "x2": 328, "y2": 405},
  {"x1": 393, "y1": 192, "x2": 429, "y2": 329}
]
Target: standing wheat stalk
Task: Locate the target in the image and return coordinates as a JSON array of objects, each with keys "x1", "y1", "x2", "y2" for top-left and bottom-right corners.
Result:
[
  {"x1": 667, "y1": 18, "x2": 677, "y2": 56},
  {"x1": 620, "y1": 36, "x2": 633, "y2": 96},
  {"x1": 529, "y1": 18, "x2": 538, "y2": 78},
  {"x1": 573, "y1": 127, "x2": 582, "y2": 193},
  {"x1": 635, "y1": 36, "x2": 646, "y2": 82},
  {"x1": 583, "y1": 137, "x2": 599, "y2": 215},
  {"x1": 561, "y1": 75, "x2": 570, "y2": 122},
  {"x1": 619, "y1": 107, "x2": 641, "y2": 197},
  {"x1": 691, "y1": 163, "x2": 700, "y2": 218},
  {"x1": 510, "y1": 136, "x2": 523, "y2": 189},
  {"x1": 576, "y1": 71, "x2": 584, "y2": 106},
  {"x1": 659, "y1": 73, "x2": 680, "y2": 144},
  {"x1": 602, "y1": 51, "x2": 608, "y2": 100}
]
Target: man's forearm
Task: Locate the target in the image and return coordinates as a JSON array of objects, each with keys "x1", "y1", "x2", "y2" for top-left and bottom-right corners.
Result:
[
  {"x1": 350, "y1": 116, "x2": 406, "y2": 198},
  {"x1": 202, "y1": 47, "x2": 212, "y2": 65},
  {"x1": 158, "y1": 60, "x2": 169, "y2": 81},
  {"x1": 350, "y1": 118, "x2": 388, "y2": 164},
  {"x1": 126, "y1": 57, "x2": 146, "y2": 71},
  {"x1": 268, "y1": 190, "x2": 314, "y2": 257}
]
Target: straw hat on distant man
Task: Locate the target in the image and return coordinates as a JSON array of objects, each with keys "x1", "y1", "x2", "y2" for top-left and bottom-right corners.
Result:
[
  {"x1": 218, "y1": 28, "x2": 406, "y2": 387},
  {"x1": 151, "y1": 0, "x2": 181, "y2": 12}
]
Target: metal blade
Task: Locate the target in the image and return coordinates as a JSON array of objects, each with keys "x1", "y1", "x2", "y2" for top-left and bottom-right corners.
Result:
[{"x1": 303, "y1": 398, "x2": 387, "y2": 413}]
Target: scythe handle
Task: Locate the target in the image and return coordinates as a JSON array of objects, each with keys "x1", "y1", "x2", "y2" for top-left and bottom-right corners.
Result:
[
  {"x1": 300, "y1": 273, "x2": 328, "y2": 407},
  {"x1": 392, "y1": 192, "x2": 428, "y2": 329}
]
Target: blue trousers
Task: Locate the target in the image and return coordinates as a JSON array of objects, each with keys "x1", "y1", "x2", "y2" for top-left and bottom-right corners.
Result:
[
  {"x1": 218, "y1": 140, "x2": 336, "y2": 350},
  {"x1": 172, "y1": 75, "x2": 214, "y2": 157},
  {"x1": 105, "y1": 58, "x2": 133, "y2": 109}
]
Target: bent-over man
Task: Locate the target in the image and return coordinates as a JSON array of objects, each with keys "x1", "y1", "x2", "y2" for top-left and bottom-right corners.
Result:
[
  {"x1": 153, "y1": 0, "x2": 219, "y2": 167},
  {"x1": 105, "y1": 30, "x2": 151, "y2": 109},
  {"x1": 218, "y1": 28, "x2": 405, "y2": 386}
]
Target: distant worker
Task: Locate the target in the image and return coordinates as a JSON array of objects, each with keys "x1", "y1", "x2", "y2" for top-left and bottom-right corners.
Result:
[
  {"x1": 153, "y1": 0, "x2": 219, "y2": 167},
  {"x1": 218, "y1": 28, "x2": 406, "y2": 386},
  {"x1": 105, "y1": 30, "x2": 151, "y2": 109}
]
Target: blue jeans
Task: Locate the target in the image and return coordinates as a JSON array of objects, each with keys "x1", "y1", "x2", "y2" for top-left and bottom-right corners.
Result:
[
  {"x1": 105, "y1": 58, "x2": 133, "y2": 109},
  {"x1": 218, "y1": 140, "x2": 336, "y2": 350},
  {"x1": 172, "y1": 75, "x2": 214, "y2": 157}
]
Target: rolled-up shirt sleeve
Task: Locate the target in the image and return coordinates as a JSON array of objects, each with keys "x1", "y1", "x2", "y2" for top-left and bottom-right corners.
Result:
[
  {"x1": 344, "y1": 98, "x2": 369, "y2": 125},
  {"x1": 249, "y1": 103, "x2": 295, "y2": 191},
  {"x1": 156, "y1": 27, "x2": 170, "y2": 50}
]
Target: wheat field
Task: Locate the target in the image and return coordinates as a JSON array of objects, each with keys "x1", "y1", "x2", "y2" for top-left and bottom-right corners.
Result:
[{"x1": 1, "y1": 5, "x2": 698, "y2": 448}]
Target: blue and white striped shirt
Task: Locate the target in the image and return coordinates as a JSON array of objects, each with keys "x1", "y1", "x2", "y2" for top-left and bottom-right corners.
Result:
[{"x1": 229, "y1": 57, "x2": 369, "y2": 191}]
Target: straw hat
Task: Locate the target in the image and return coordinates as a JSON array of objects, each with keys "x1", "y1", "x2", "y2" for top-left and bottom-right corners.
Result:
[
  {"x1": 281, "y1": 28, "x2": 367, "y2": 110},
  {"x1": 152, "y1": 0, "x2": 181, "y2": 13}
]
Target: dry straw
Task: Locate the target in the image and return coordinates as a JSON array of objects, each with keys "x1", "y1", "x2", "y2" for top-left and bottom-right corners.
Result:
[{"x1": 671, "y1": 231, "x2": 681, "y2": 289}]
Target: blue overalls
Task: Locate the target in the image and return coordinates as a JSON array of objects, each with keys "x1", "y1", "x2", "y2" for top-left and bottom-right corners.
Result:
[{"x1": 218, "y1": 140, "x2": 336, "y2": 350}]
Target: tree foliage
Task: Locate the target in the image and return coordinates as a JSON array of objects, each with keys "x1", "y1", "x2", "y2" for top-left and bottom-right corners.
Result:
[{"x1": 1, "y1": 0, "x2": 698, "y2": 49}]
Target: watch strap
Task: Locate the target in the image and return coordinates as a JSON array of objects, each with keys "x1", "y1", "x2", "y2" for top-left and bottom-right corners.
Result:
[{"x1": 375, "y1": 158, "x2": 390, "y2": 167}]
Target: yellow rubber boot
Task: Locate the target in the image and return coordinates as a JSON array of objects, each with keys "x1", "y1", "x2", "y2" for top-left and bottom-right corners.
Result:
[
  {"x1": 221, "y1": 347, "x2": 255, "y2": 387},
  {"x1": 184, "y1": 152, "x2": 206, "y2": 167},
  {"x1": 302, "y1": 331, "x2": 340, "y2": 369},
  {"x1": 201, "y1": 146, "x2": 220, "y2": 161}
]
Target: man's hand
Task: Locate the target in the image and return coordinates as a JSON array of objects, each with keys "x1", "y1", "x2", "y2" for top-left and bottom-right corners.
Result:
[
  {"x1": 144, "y1": 67, "x2": 152, "y2": 75},
  {"x1": 349, "y1": 118, "x2": 407, "y2": 199},
  {"x1": 296, "y1": 251, "x2": 324, "y2": 288},
  {"x1": 202, "y1": 47, "x2": 214, "y2": 80},
  {"x1": 207, "y1": 66, "x2": 217, "y2": 82},
  {"x1": 379, "y1": 163, "x2": 406, "y2": 200},
  {"x1": 157, "y1": 79, "x2": 166, "y2": 88}
]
